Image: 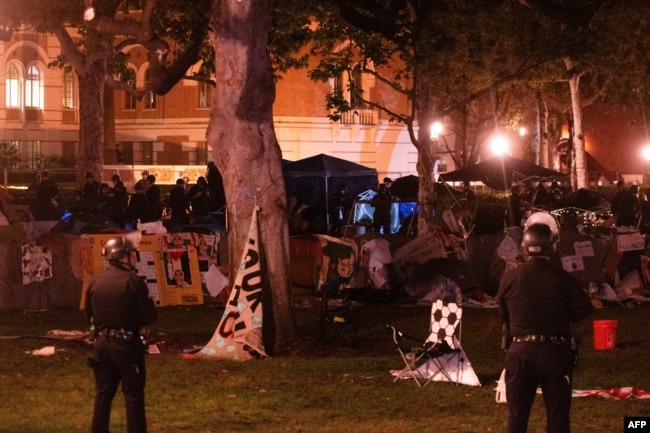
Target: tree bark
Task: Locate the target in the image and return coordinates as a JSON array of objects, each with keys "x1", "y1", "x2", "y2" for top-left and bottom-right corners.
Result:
[
  {"x1": 414, "y1": 76, "x2": 437, "y2": 236},
  {"x1": 77, "y1": 52, "x2": 105, "y2": 184},
  {"x1": 103, "y1": 83, "x2": 117, "y2": 165},
  {"x1": 564, "y1": 57, "x2": 587, "y2": 189},
  {"x1": 207, "y1": 0, "x2": 299, "y2": 354}
]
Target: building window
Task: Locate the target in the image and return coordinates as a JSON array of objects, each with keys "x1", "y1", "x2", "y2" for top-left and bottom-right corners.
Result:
[
  {"x1": 6, "y1": 64, "x2": 21, "y2": 108},
  {"x1": 133, "y1": 141, "x2": 154, "y2": 164},
  {"x1": 332, "y1": 66, "x2": 367, "y2": 110},
  {"x1": 62, "y1": 141, "x2": 76, "y2": 159},
  {"x1": 25, "y1": 65, "x2": 43, "y2": 109},
  {"x1": 62, "y1": 70, "x2": 74, "y2": 108},
  {"x1": 436, "y1": 156, "x2": 448, "y2": 173},
  {"x1": 331, "y1": 64, "x2": 376, "y2": 125},
  {"x1": 116, "y1": 142, "x2": 133, "y2": 164},
  {"x1": 196, "y1": 141, "x2": 208, "y2": 166},
  {"x1": 142, "y1": 141, "x2": 153, "y2": 164},
  {"x1": 198, "y1": 82, "x2": 211, "y2": 108},
  {"x1": 124, "y1": 69, "x2": 137, "y2": 110},
  {"x1": 144, "y1": 69, "x2": 156, "y2": 109},
  {"x1": 28, "y1": 141, "x2": 42, "y2": 168},
  {"x1": 349, "y1": 67, "x2": 366, "y2": 110}
]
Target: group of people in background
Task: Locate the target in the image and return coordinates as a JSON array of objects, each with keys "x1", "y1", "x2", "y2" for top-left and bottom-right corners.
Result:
[
  {"x1": 26, "y1": 163, "x2": 226, "y2": 232},
  {"x1": 507, "y1": 180, "x2": 565, "y2": 228}
]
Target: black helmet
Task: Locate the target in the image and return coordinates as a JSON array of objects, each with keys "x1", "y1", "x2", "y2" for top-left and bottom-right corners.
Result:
[
  {"x1": 102, "y1": 237, "x2": 136, "y2": 261},
  {"x1": 521, "y1": 223, "x2": 554, "y2": 256}
]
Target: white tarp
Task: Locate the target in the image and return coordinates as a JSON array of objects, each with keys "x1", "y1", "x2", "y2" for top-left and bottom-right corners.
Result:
[
  {"x1": 391, "y1": 346, "x2": 481, "y2": 387},
  {"x1": 411, "y1": 348, "x2": 481, "y2": 386},
  {"x1": 358, "y1": 237, "x2": 391, "y2": 290}
]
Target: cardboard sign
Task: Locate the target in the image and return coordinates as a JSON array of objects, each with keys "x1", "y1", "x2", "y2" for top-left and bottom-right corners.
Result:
[
  {"x1": 561, "y1": 255, "x2": 585, "y2": 273},
  {"x1": 617, "y1": 233, "x2": 645, "y2": 252},
  {"x1": 80, "y1": 233, "x2": 205, "y2": 308}
]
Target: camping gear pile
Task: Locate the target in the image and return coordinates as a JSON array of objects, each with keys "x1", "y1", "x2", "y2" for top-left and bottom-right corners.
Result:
[{"x1": 288, "y1": 155, "x2": 650, "y2": 309}]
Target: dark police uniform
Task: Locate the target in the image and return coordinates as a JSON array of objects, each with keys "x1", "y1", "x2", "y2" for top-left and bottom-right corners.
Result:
[
  {"x1": 86, "y1": 261, "x2": 157, "y2": 433},
  {"x1": 497, "y1": 257, "x2": 591, "y2": 433}
]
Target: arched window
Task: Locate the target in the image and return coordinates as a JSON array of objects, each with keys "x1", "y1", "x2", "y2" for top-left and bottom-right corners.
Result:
[
  {"x1": 330, "y1": 62, "x2": 377, "y2": 125},
  {"x1": 198, "y1": 81, "x2": 211, "y2": 108},
  {"x1": 124, "y1": 68, "x2": 137, "y2": 110},
  {"x1": 62, "y1": 69, "x2": 74, "y2": 108},
  {"x1": 6, "y1": 64, "x2": 21, "y2": 108},
  {"x1": 349, "y1": 66, "x2": 366, "y2": 110},
  {"x1": 25, "y1": 64, "x2": 43, "y2": 109},
  {"x1": 144, "y1": 69, "x2": 156, "y2": 109}
]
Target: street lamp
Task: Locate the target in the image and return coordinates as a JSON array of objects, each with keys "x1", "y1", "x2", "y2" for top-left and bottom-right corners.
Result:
[
  {"x1": 642, "y1": 145, "x2": 650, "y2": 185},
  {"x1": 430, "y1": 121, "x2": 444, "y2": 140},
  {"x1": 490, "y1": 134, "x2": 511, "y2": 157}
]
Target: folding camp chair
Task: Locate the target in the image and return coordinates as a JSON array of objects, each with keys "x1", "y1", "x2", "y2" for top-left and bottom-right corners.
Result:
[
  {"x1": 318, "y1": 288, "x2": 362, "y2": 348},
  {"x1": 388, "y1": 299, "x2": 464, "y2": 387}
]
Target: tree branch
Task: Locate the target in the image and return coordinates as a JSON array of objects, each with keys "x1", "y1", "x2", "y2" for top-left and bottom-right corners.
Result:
[
  {"x1": 105, "y1": 75, "x2": 144, "y2": 100},
  {"x1": 361, "y1": 67, "x2": 410, "y2": 96},
  {"x1": 329, "y1": 0, "x2": 405, "y2": 42},
  {"x1": 443, "y1": 55, "x2": 553, "y2": 114},
  {"x1": 84, "y1": 0, "x2": 209, "y2": 96},
  {"x1": 516, "y1": 0, "x2": 604, "y2": 28},
  {"x1": 53, "y1": 25, "x2": 87, "y2": 74}
]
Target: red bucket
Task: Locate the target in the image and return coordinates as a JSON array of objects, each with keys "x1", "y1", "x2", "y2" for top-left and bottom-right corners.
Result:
[{"x1": 593, "y1": 320, "x2": 617, "y2": 350}]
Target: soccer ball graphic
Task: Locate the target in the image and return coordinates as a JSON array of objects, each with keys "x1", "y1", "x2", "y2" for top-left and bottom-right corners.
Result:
[{"x1": 430, "y1": 302, "x2": 461, "y2": 344}]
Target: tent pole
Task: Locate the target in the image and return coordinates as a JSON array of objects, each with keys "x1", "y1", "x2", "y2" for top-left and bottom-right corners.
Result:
[
  {"x1": 341, "y1": 198, "x2": 357, "y2": 238},
  {"x1": 325, "y1": 177, "x2": 330, "y2": 230}
]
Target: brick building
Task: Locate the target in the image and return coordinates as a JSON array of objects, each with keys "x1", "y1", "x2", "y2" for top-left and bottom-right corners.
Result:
[
  {"x1": 1, "y1": 29, "x2": 646, "y2": 189},
  {"x1": 0, "y1": 30, "x2": 419, "y2": 189}
]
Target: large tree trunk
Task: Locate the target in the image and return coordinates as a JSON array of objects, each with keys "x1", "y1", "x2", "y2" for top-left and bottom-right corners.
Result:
[
  {"x1": 564, "y1": 57, "x2": 587, "y2": 189},
  {"x1": 413, "y1": 69, "x2": 437, "y2": 235},
  {"x1": 207, "y1": 0, "x2": 299, "y2": 354},
  {"x1": 532, "y1": 93, "x2": 541, "y2": 166},
  {"x1": 539, "y1": 94, "x2": 549, "y2": 168},
  {"x1": 103, "y1": 83, "x2": 117, "y2": 165},
  {"x1": 77, "y1": 58, "x2": 105, "y2": 185}
]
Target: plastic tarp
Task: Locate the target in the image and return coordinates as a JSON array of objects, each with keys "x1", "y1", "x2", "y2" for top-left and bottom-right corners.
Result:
[
  {"x1": 357, "y1": 237, "x2": 391, "y2": 290},
  {"x1": 407, "y1": 347, "x2": 482, "y2": 386}
]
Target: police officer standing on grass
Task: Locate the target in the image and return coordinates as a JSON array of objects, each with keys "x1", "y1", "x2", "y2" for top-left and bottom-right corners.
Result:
[
  {"x1": 85, "y1": 236, "x2": 157, "y2": 433},
  {"x1": 497, "y1": 212, "x2": 592, "y2": 433}
]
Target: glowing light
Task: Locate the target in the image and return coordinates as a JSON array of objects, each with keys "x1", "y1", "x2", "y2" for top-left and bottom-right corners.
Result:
[
  {"x1": 83, "y1": 7, "x2": 95, "y2": 21},
  {"x1": 430, "y1": 121, "x2": 444, "y2": 140},
  {"x1": 490, "y1": 135, "x2": 511, "y2": 156},
  {"x1": 519, "y1": 127, "x2": 527, "y2": 137},
  {"x1": 642, "y1": 145, "x2": 650, "y2": 161}
]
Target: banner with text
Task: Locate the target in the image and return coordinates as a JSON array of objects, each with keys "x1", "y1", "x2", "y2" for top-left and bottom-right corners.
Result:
[{"x1": 197, "y1": 208, "x2": 267, "y2": 360}]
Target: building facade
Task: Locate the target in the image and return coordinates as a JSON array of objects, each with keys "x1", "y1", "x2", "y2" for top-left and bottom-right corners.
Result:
[
  {"x1": 0, "y1": 30, "x2": 424, "y2": 190},
  {"x1": 1, "y1": 29, "x2": 645, "y2": 190}
]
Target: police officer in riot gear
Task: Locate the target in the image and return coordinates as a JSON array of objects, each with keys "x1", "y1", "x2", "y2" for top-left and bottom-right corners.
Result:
[
  {"x1": 497, "y1": 212, "x2": 591, "y2": 433},
  {"x1": 85, "y1": 236, "x2": 157, "y2": 433}
]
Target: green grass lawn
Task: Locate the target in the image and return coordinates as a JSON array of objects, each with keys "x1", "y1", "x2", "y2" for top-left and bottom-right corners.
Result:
[{"x1": 1, "y1": 297, "x2": 649, "y2": 433}]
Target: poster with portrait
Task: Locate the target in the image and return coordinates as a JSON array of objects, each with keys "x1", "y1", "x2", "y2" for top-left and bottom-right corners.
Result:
[
  {"x1": 79, "y1": 232, "x2": 205, "y2": 308},
  {"x1": 156, "y1": 232, "x2": 220, "y2": 295},
  {"x1": 21, "y1": 242, "x2": 53, "y2": 285},
  {"x1": 315, "y1": 234, "x2": 359, "y2": 298},
  {"x1": 80, "y1": 233, "x2": 159, "y2": 307},
  {"x1": 155, "y1": 233, "x2": 208, "y2": 306}
]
